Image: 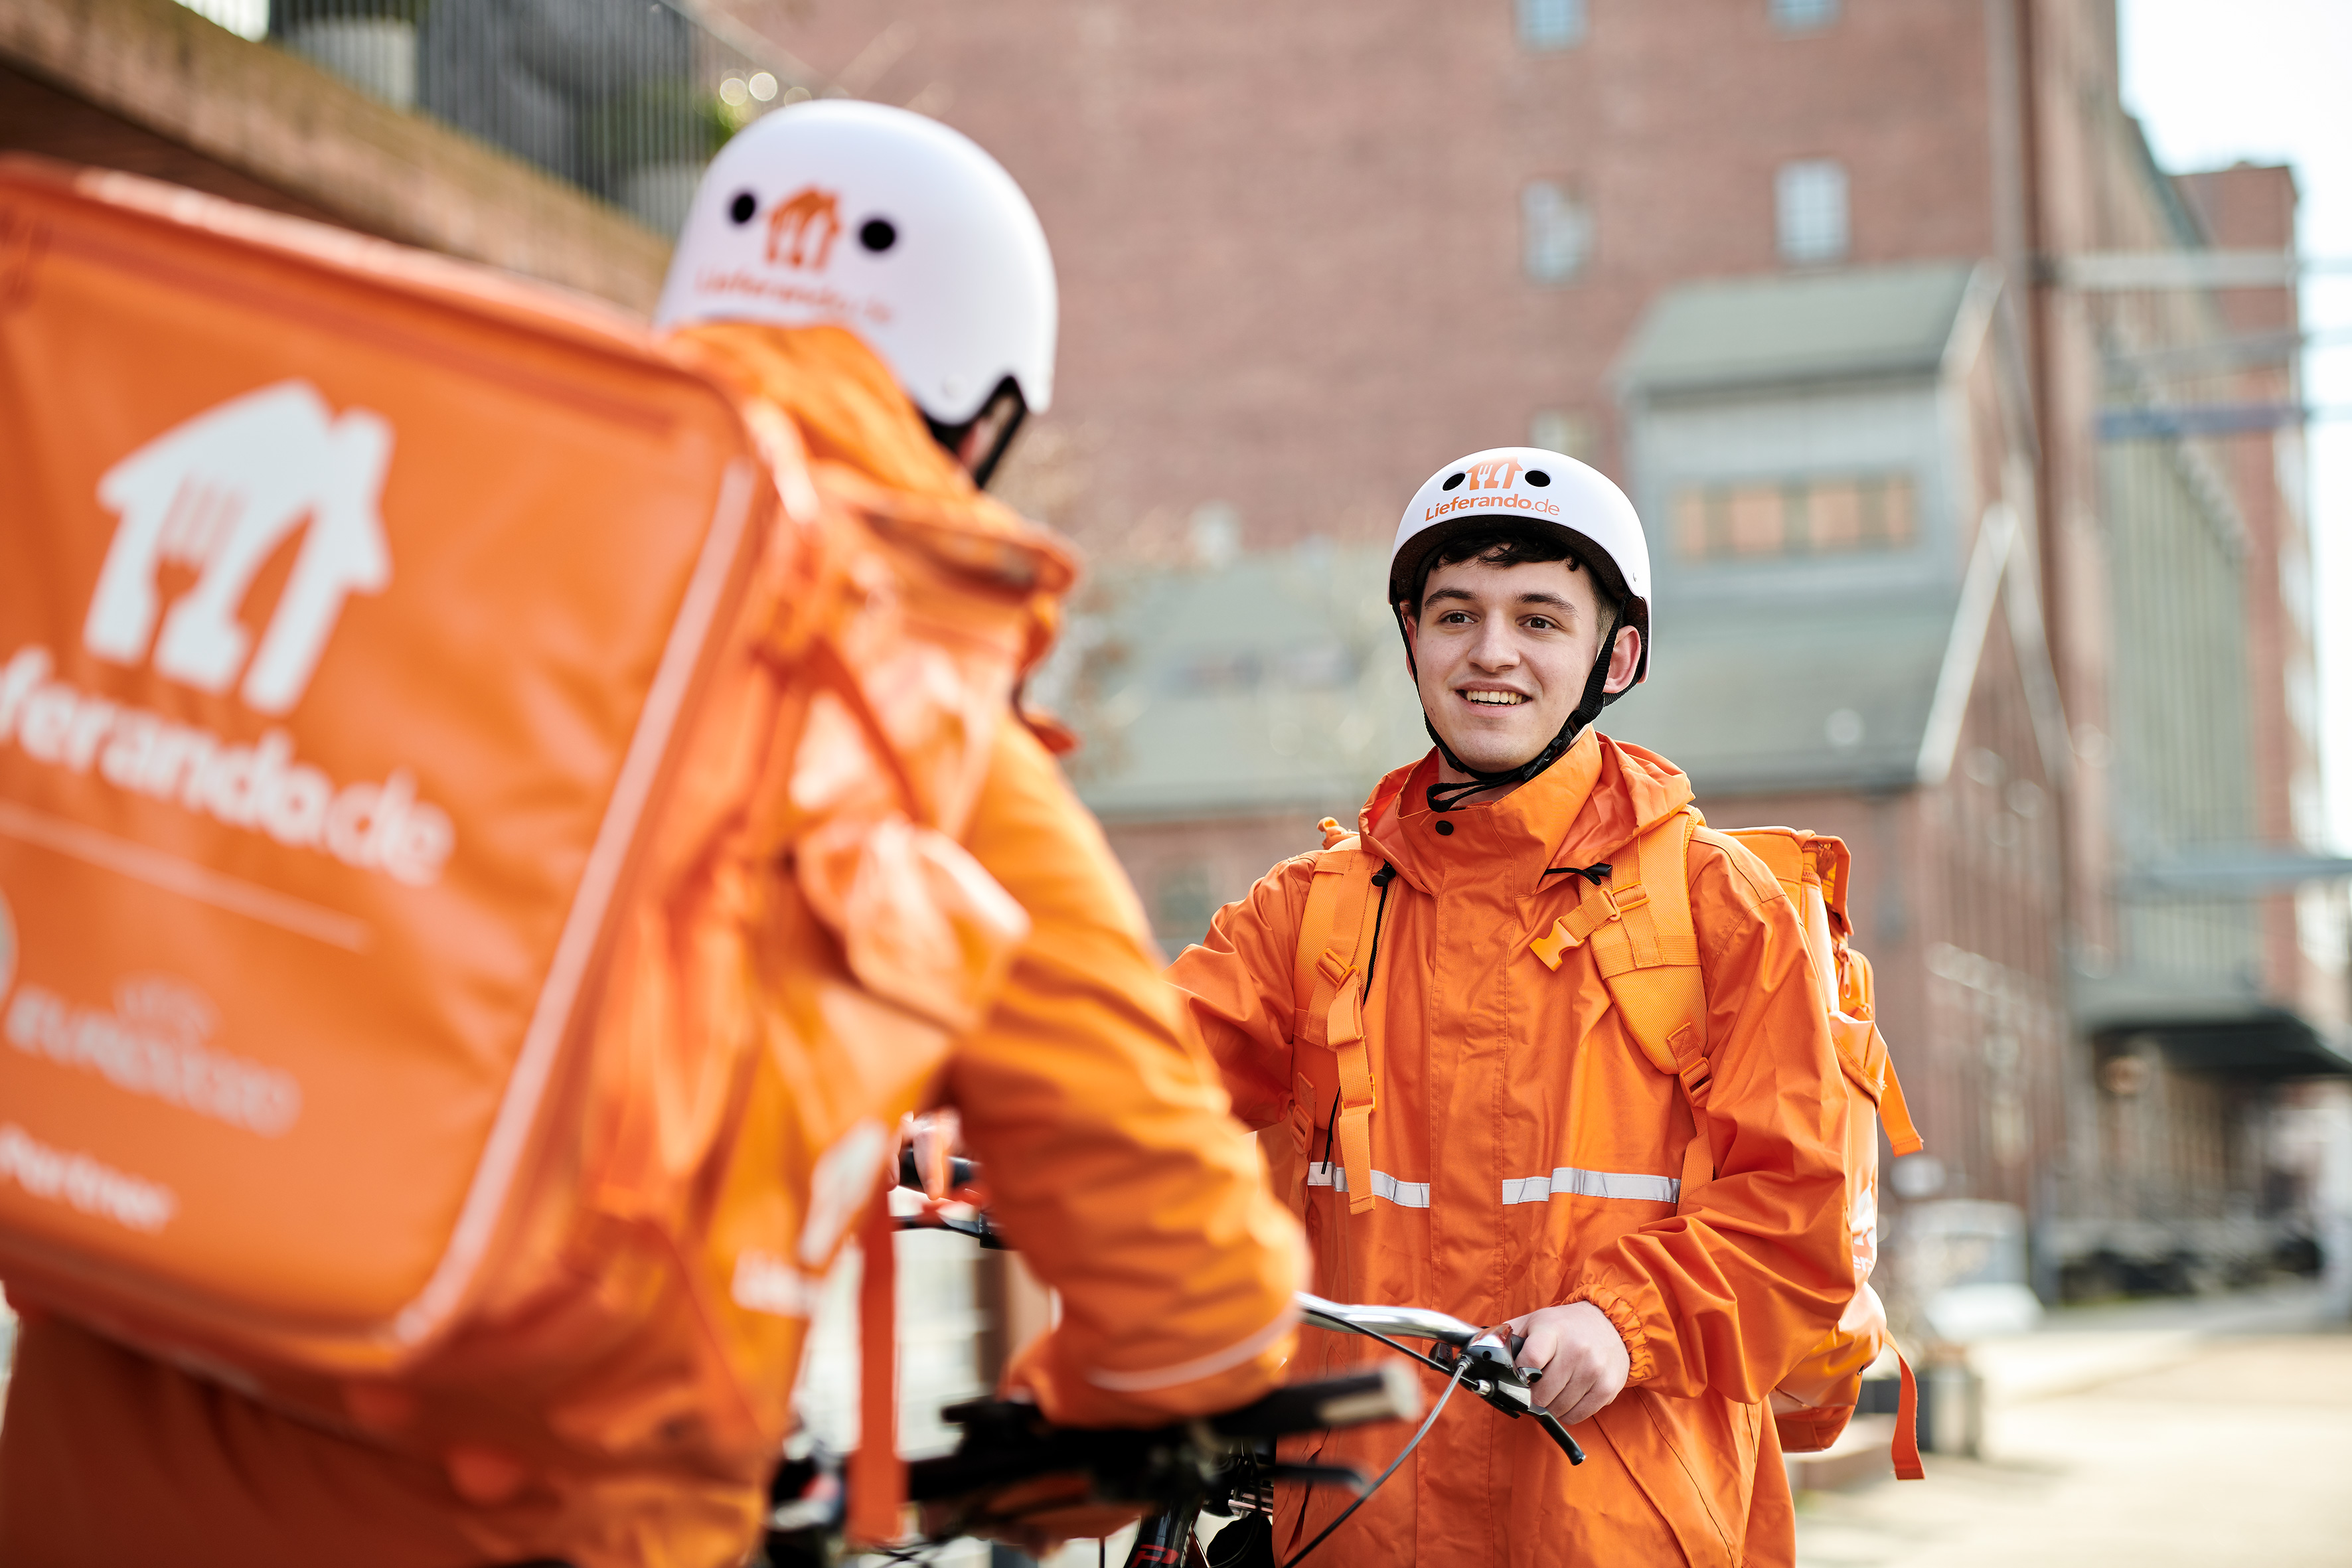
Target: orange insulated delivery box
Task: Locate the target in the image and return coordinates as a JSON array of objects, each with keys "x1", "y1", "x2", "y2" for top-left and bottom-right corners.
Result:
[{"x1": 0, "y1": 160, "x2": 771, "y2": 1374}]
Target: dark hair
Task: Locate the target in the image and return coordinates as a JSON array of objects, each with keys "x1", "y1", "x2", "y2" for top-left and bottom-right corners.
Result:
[{"x1": 1412, "y1": 523, "x2": 1622, "y2": 625}]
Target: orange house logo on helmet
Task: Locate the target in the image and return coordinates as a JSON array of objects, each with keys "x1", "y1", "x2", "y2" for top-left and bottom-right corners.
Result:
[
  {"x1": 1465, "y1": 458, "x2": 1524, "y2": 491},
  {"x1": 767, "y1": 187, "x2": 843, "y2": 271}
]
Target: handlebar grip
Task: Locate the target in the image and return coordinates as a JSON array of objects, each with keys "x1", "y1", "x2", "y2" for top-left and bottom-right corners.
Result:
[
  {"x1": 897, "y1": 1148, "x2": 979, "y2": 1192},
  {"x1": 1208, "y1": 1364, "x2": 1423, "y2": 1437}
]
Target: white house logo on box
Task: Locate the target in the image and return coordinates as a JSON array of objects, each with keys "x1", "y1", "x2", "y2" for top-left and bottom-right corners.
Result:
[
  {"x1": 84, "y1": 379, "x2": 392, "y2": 715},
  {"x1": 0, "y1": 381, "x2": 455, "y2": 886}
]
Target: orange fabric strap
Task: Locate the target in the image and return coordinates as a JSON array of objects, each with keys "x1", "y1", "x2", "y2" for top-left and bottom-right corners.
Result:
[
  {"x1": 1323, "y1": 953, "x2": 1379, "y2": 1217},
  {"x1": 1529, "y1": 813, "x2": 1713, "y2": 1199},
  {"x1": 1877, "y1": 1058, "x2": 1925, "y2": 1157},
  {"x1": 1529, "y1": 811, "x2": 1703, "y2": 1076},
  {"x1": 1298, "y1": 841, "x2": 1383, "y2": 1214},
  {"x1": 1294, "y1": 850, "x2": 1350, "y2": 1019},
  {"x1": 1892, "y1": 1352, "x2": 1925, "y2": 1480},
  {"x1": 845, "y1": 1191, "x2": 905, "y2": 1547}
]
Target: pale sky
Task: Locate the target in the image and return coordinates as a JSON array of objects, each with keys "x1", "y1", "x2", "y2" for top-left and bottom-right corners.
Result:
[{"x1": 2119, "y1": 0, "x2": 2352, "y2": 848}]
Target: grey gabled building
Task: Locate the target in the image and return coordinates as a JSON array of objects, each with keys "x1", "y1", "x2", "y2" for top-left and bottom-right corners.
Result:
[
  {"x1": 1059, "y1": 242, "x2": 2345, "y2": 1311},
  {"x1": 1605, "y1": 258, "x2": 2082, "y2": 1297}
]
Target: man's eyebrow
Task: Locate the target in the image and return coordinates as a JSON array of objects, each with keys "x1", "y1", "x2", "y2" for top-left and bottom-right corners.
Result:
[{"x1": 1423, "y1": 586, "x2": 1580, "y2": 613}]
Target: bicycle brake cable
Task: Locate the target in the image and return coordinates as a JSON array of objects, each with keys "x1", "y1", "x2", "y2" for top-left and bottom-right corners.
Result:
[
  {"x1": 1345, "y1": 1324, "x2": 1454, "y2": 1379},
  {"x1": 1277, "y1": 1350, "x2": 1470, "y2": 1568}
]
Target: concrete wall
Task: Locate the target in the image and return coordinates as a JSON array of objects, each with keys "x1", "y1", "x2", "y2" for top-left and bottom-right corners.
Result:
[{"x1": 0, "y1": 0, "x2": 670, "y2": 310}]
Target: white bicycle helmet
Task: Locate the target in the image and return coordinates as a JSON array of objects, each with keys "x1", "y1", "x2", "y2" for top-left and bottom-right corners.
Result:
[
  {"x1": 656, "y1": 100, "x2": 1056, "y2": 482},
  {"x1": 1389, "y1": 447, "x2": 1654, "y2": 806}
]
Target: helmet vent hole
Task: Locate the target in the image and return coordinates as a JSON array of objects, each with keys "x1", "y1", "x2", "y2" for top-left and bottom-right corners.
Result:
[
  {"x1": 1526, "y1": 470, "x2": 1551, "y2": 487},
  {"x1": 728, "y1": 191, "x2": 757, "y2": 225},
  {"x1": 1441, "y1": 473, "x2": 1465, "y2": 491},
  {"x1": 859, "y1": 218, "x2": 898, "y2": 253}
]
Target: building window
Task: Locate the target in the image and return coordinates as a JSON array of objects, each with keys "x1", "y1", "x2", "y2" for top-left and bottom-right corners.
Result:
[
  {"x1": 1522, "y1": 181, "x2": 1593, "y2": 284},
  {"x1": 1770, "y1": 0, "x2": 1840, "y2": 31},
  {"x1": 1673, "y1": 473, "x2": 1917, "y2": 560},
  {"x1": 1776, "y1": 158, "x2": 1849, "y2": 264},
  {"x1": 1517, "y1": 0, "x2": 1588, "y2": 50}
]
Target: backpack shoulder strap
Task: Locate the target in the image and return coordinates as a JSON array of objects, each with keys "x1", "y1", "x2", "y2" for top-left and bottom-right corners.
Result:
[
  {"x1": 1731, "y1": 829, "x2": 1929, "y2": 1160},
  {"x1": 1529, "y1": 808, "x2": 1705, "y2": 1075},
  {"x1": 1295, "y1": 817, "x2": 1385, "y2": 1214},
  {"x1": 1530, "y1": 807, "x2": 1713, "y2": 1202}
]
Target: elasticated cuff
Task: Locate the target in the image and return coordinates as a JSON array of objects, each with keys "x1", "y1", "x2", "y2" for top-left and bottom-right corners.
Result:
[{"x1": 1564, "y1": 1281, "x2": 1656, "y2": 1385}]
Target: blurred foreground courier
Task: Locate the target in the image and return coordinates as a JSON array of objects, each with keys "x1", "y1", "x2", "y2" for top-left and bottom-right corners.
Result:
[{"x1": 0, "y1": 107, "x2": 1299, "y2": 1568}]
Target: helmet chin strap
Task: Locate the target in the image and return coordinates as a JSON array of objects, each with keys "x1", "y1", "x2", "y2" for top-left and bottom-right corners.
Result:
[
  {"x1": 1423, "y1": 631, "x2": 1618, "y2": 815},
  {"x1": 923, "y1": 378, "x2": 1029, "y2": 489}
]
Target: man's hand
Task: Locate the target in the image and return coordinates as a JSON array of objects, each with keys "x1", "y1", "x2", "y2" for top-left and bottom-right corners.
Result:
[{"x1": 1502, "y1": 1301, "x2": 1630, "y2": 1426}]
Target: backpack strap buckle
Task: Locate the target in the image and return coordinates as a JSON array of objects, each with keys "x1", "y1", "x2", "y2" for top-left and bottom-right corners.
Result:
[{"x1": 1529, "y1": 880, "x2": 1652, "y2": 970}]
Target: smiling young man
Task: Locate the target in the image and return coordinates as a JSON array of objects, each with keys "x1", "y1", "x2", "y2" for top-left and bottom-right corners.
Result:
[{"x1": 1168, "y1": 449, "x2": 1853, "y2": 1567}]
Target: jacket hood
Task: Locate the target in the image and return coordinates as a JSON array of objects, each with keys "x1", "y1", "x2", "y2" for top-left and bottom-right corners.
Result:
[
  {"x1": 669, "y1": 320, "x2": 976, "y2": 501},
  {"x1": 1358, "y1": 728, "x2": 1694, "y2": 896},
  {"x1": 668, "y1": 319, "x2": 1077, "y2": 667}
]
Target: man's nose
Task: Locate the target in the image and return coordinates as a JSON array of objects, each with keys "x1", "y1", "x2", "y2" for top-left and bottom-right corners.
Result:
[{"x1": 1468, "y1": 620, "x2": 1520, "y2": 670}]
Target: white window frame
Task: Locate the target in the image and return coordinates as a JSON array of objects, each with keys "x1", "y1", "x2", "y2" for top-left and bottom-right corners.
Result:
[
  {"x1": 1769, "y1": 0, "x2": 1840, "y2": 33},
  {"x1": 1522, "y1": 181, "x2": 1593, "y2": 285},
  {"x1": 1776, "y1": 158, "x2": 1849, "y2": 265},
  {"x1": 1516, "y1": 0, "x2": 1588, "y2": 50}
]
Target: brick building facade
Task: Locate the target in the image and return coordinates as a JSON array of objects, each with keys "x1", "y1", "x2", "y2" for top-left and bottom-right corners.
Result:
[
  {"x1": 745, "y1": 0, "x2": 2346, "y2": 1298},
  {"x1": 6, "y1": 0, "x2": 2333, "y2": 1342}
]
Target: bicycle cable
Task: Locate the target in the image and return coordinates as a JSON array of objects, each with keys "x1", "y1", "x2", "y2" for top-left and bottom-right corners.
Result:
[
  {"x1": 1277, "y1": 1350, "x2": 1470, "y2": 1568},
  {"x1": 1345, "y1": 1323, "x2": 1455, "y2": 1381}
]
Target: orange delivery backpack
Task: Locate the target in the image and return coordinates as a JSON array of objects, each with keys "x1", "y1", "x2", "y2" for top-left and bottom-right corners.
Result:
[
  {"x1": 1290, "y1": 811, "x2": 1926, "y2": 1479},
  {"x1": 0, "y1": 159, "x2": 775, "y2": 1375}
]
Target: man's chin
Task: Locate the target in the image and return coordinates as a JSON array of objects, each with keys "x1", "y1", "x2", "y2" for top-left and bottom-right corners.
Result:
[{"x1": 1429, "y1": 729, "x2": 1550, "y2": 778}]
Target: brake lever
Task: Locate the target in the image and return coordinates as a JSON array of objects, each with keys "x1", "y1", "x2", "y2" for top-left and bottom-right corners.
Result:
[
  {"x1": 1529, "y1": 1406, "x2": 1587, "y2": 1464},
  {"x1": 1453, "y1": 1330, "x2": 1587, "y2": 1465}
]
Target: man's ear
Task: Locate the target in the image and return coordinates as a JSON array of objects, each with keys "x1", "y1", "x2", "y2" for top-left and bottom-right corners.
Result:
[{"x1": 1603, "y1": 624, "x2": 1642, "y2": 694}]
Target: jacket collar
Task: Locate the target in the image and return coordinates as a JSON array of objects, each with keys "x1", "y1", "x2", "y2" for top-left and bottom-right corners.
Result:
[{"x1": 1358, "y1": 728, "x2": 1695, "y2": 899}]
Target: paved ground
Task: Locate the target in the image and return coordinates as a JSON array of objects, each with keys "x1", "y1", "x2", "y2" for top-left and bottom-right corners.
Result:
[
  {"x1": 1050, "y1": 1287, "x2": 2352, "y2": 1568},
  {"x1": 1796, "y1": 1310, "x2": 2352, "y2": 1567}
]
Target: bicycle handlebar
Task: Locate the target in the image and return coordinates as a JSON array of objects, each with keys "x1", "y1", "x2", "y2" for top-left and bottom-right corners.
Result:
[
  {"x1": 1298, "y1": 1293, "x2": 1486, "y2": 1348},
  {"x1": 1300, "y1": 1292, "x2": 1586, "y2": 1466},
  {"x1": 889, "y1": 1160, "x2": 1588, "y2": 1468},
  {"x1": 899, "y1": 1146, "x2": 979, "y2": 1194},
  {"x1": 898, "y1": 1364, "x2": 1418, "y2": 1543},
  {"x1": 1191, "y1": 1361, "x2": 1424, "y2": 1440}
]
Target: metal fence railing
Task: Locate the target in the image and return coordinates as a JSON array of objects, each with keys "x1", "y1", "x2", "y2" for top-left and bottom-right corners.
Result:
[{"x1": 196, "y1": 1, "x2": 809, "y2": 238}]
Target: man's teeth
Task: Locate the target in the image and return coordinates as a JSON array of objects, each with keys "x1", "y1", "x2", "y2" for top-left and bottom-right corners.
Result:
[{"x1": 1464, "y1": 691, "x2": 1526, "y2": 706}]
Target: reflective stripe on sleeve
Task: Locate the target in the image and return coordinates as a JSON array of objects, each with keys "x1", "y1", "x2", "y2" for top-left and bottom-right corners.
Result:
[
  {"x1": 1306, "y1": 1161, "x2": 1432, "y2": 1209},
  {"x1": 1500, "y1": 1167, "x2": 1680, "y2": 1205},
  {"x1": 1083, "y1": 1300, "x2": 1300, "y2": 1392}
]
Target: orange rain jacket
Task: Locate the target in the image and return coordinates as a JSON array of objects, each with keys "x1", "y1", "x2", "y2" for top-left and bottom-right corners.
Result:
[
  {"x1": 0, "y1": 325, "x2": 1302, "y2": 1568},
  {"x1": 1169, "y1": 729, "x2": 1851, "y2": 1568}
]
